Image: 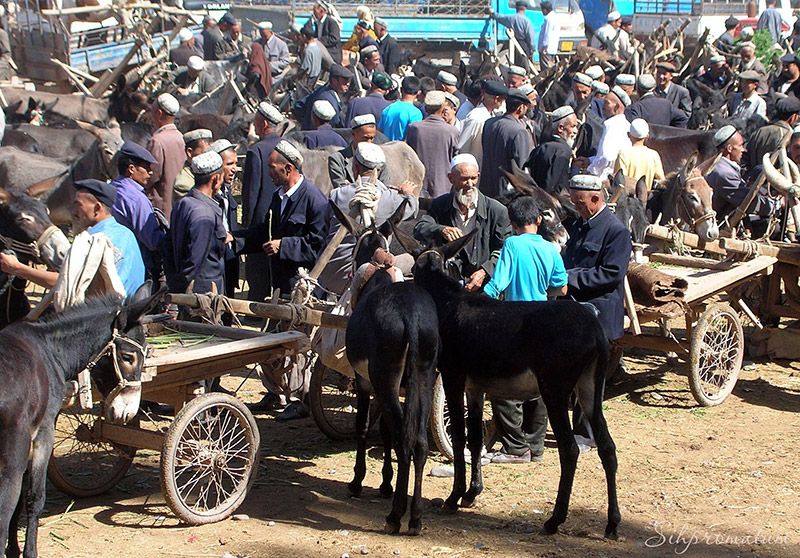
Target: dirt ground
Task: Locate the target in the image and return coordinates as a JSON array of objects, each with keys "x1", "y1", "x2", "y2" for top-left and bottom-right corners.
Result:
[{"x1": 32, "y1": 350, "x2": 800, "y2": 558}]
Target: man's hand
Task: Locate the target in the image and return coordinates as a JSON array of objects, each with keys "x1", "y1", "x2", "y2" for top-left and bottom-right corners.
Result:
[
  {"x1": 465, "y1": 268, "x2": 488, "y2": 292},
  {"x1": 263, "y1": 239, "x2": 281, "y2": 256},
  {"x1": 441, "y1": 226, "x2": 463, "y2": 242},
  {"x1": 0, "y1": 251, "x2": 21, "y2": 274},
  {"x1": 396, "y1": 180, "x2": 416, "y2": 196},
  {"x1": 573, "y1": 156, "x2": 591, "y2": 170},
  {"x1": 225, "y1": 232, "x2": 234, "y2": 244}
]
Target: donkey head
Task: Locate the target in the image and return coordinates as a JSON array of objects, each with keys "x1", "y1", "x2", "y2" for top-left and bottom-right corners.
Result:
[
  {"x1": 0, "y1": 188, "x2": 70, "y2": 269},
  {"x1": 669, "y1": 152, "x2": 719, "y2": 242},
  {"x1": 608, "y1": 173, "x2": 650, "y2": 264},
  {"x1": 328, "y1": 199, "x2": 409, "y2": 270}
]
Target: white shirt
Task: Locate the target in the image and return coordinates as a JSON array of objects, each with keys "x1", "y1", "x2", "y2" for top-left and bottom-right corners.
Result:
[
  {"x1": 591, "y1": 23, "x2": 621, "y2": 54},
  {"x1": 538, "y1": 11, "x2": 559, "y2": 53},
  {"x1": 588, "y1": 113, "x2": 631, "y2": 179},
  {"x1": 279, "y1": 175, "x2": 305, "y2": 214},
  {"x1": 457, "y1": 104, "x2": 492, "y2": 165},
  {"x1": 452, "y1": 195, "x2": 477, "y2": 233},
  {"x1": 731, "y1": 91, "x2": 767, "y2": 121}
]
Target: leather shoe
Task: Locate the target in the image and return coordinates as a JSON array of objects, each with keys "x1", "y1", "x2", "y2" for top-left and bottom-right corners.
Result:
[
  {"x1": 247, "y1": 393, "x2": 280, "y2": 414},
  {"x1": 490, "y1": 449, "x2": 532, "y2": 464},
  {"x1": 274, "y1": 400, "x2": 310, "y2": 422}
]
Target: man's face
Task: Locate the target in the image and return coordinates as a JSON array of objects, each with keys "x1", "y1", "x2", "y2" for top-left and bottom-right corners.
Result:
[
  {"x1": 231, "y1": 24, "x2": 241, "y2": 40},
  {"x1": 364, "y1": 52, "x2": 380, "y2": 71},
  {"x1": 556, "y1": 114, "x2": 579, "y2": 144},
  {"x1": 313, "y1": 3, "x2": 325, "y2": 19},
  {"x1": 484, "y1": 93, "x2": 505, "y2": 111},
  {"x1": 783, "y1": 61, "x2": 800, "y2": 81},
  {"x1": 726, "y1": 132, "x2": 746, "y2": 164},
  {"x1": 374, "y1": 23, "x2": 386, "y2": 37},
  {"x1": 331, "y1": 75, "x2": 350, "y2": 94},
  {"x1": 442, "y1": 102, "x2": 457, "y2": 123},
  {"x1": 619, "y1": 83, "x2": 635, "y2": 95},
  {"x1": 448, "y1": 163, "x2": 480, "y2": 206},
  {"x1": 569, "y1": 188, "x2": 600, "y2": 220},
  {"x1": 740, "y1": 79, "x2": 757, "y2": 96},
  {"x1": 740, "y1": 47, "x2": 754, "y2": 63},
  {"x1": 351, "y1": 124, "x2": 376, "y2": 147},
  {"x1": 602, "y1": 95, "x2": 621, "y2": 118},
  {"x1": 610, "y1": 18, "x2": 622, "y2": 29},
  {"x1": 656, "y1": 68, "x2": 672, "y2": 88},
  {"x1": 508, "y1": 74, "x2": 525, "y2": 88},
  {"x1": 129, "y1": 160, "x2": 152, "y2": 186},
  {"x1": 621, "y1": 22, "x2": 632, "y2": 34},
  {"x1": 573, "y1": 82, "x2": 591, "y2": 104},
  {"x1": 789, "y1": 135, "x2": 800, "y2": 165},
  {"x1": 354, "y1": 25, "x2": 367, "y2": 40},
  {"x1": 710, "y1": 61, "x2": 725, "y2": 78},
  {"x1": 267, "y1": 151, "x2": 291, "y2": 188},
  {"x1": 71, "y1": 191, "x2": 100, "y2": 233},
  {"x1": 220, "y1": 149, "x2": 238, "y2": 185}
]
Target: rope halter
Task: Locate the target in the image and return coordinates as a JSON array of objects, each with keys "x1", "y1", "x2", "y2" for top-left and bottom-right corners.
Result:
[
  {"x1": 85, "y1": 319, "x2": 147, "y2": 405},
  {"x1": 0, "y1": 224, "x2": 60, "y2": 264}
]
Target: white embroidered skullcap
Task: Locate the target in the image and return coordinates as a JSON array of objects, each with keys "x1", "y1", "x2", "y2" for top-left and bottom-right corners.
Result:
[
  {"x1": 741, "y1": 26, "x2": 754, "y2": 37},
  {"x1": 206, "y1": 138, "x2": 235, "y2": 153},
  {"x1": 615, "y1": 73, "x2": 635, "y2": 86},
  {"x1": 637, "y1": 73, "x2": 656, "y2": 91},
  {"x1": 436, "y1": 70, "x2": 458, "y2": 86},
  {"x1": 738, "y1": 41, "x2": 756, "y2": 49},
  {"x1": 351, "y1": 113, "x2": 376, "y2": 128},
  {"x1": 592, "y1": 81, "x2": 610, "y2": 95},
  {"x1": 183, "y1": 128, "x2": 213, "y2": 144},
  {"x1": 157, "y1": 93, "x2": 180, "y2": 116},
  {"x1": 508, "y1": 65, "x2": 527, "y2": 76},
  {"x1": 570, "y1": 174, "x2": 603, "y2": 191},
  {"x1": 713, "y1": 125, "x2": 738, "y2": 148},
  {"x1": 187, "y1": 55, "x2": 205, "y2": 71},
  {"x1": 573, "y1": 72, "x2": 593, "y2": 87},
  {"x1": 361, "y1": 44, "x2": 379, "y2": 57},
  {"x1": 550, "y1": 105, "x2": 575, "y2": 123},
  {"x1": 585, "y1": 65, "x2": 604, "y2": 80},
  {"x1": 257, "y1": 21, "x2": 273, "y2": 30},
  {"x1": 450, "y1": 153, "x2": 479, "y2": 170},
  {"x1": 709, "y1": 55, "x2": 726, "y2": 64},
  {"x1": 191, "y1": 150, "x2": 223, "y2": 176},
  {"x1": 374, "y1": 17, "x2": 387, "y2": 28},
  {"x1": 518, "y1": 83, "x2": 535, "y2": 96},
  {"x1": 424, "y1": 90, "x2": 447, "y2": 108},
  {"x1": 274, "y1": 140, "x2": 303, "y2": 168},
  {"x1": 354, "y1": 142, "x2": 386, "y2": 169},
  {"x1": 607, "y1": 10, "x2": 621, "y2": 21},
  {"x1": 178, "y1": 28, "x2": 194, "y2": 42},
  {"x1": 257, "y1": 101, "x2": 284, "y2": 125},
  {"x1": 794, "y1": 124, "x2": 800, "y2": 135},
  {"x1": 610, "y1": 85, "x2": 631, "y2": 106},
  {"x1": 444, "y1": 91, "x2": 460, "y2": 109},
  {"x1": 312, "y1": 99, "x2": 336, "y2": 121},
  {"x1": 629, "y1": 118, "x2": 649, "y2": 139}
]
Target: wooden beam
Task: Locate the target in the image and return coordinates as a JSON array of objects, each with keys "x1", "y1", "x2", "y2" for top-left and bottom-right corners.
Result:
[
  {"x1": 617, "y1": 332, "x2": 689, "y2": 355},
  {"x1": 94, "y1": 421, "x2": 164, "y2": 452},
  {"x1": 50, "y1": 58, "x2": 93, "y2": 96},
  {"x1": 648, "y1": 252, "x2": 734, "y2": 270},
  {"x1": 646, "y1": 224, "x2": 727, "y2": 256}
]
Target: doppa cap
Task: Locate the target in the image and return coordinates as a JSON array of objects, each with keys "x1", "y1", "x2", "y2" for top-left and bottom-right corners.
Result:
[
  {"x1": 584, "y1": 65, "x2": 604, "y2": 80},
  {"x1": 156, "y1": 93, "x2": 179, "y2": 116},
  {"x1": 257, "y1": 21, "x2": 273, "y2": 30},
  {"x1": 573, "y1": 72, "x2": 593, "y2": 87},
  {"x1": 592, "y1": 81, "x2": 610, "y2": 95},
  {"x1": 615, "y1": 73, "x2": 635, "y2": 86},
  {"x1": 371, "y1": 71, "x2": 393, "y2": 90},
  {"x1": 374, "y1": 17, "x2": 387, "y2": 28},
  {"x1": 424, "y1": 90, "x2": 447, "y2": 108},
  {"x1": 191, "y1": 150, "x2": 223, "y2": 176},
  {"x1": 187, "y1": 55, "x2": 205, "y2": 71},
  {"x1": 610, "y1": 85, "x2": 631, "y2": 106},
  {"x1": 178, "y1": 28, "x2": 194, "y2": 42},
  {"x1": 450, "y1": 153, "x2": 479, "y2": 170},
  {"x1": 437, "y1": 70, "x2": 458, "y2": 86},
  {"x1": 274, "y1": 140, "x2": 303, "y2": 168},
  {"x1": 257, "y1": 101, "x2": 284, "y2": 125},
  {"x1": 312, "y1": 99, "x2": 336, "y2": 121},
  {"x1": 607, "y1": 10, "x2": 621, "y2": 21},
  {"x1": 629, "y1": 118, "x2": 649, "y2": 139},
  {"x1": 206, "y1": 138, "x2": 235, "y2": 154},
  {"x1": 713, "y1": 125, "x2": 737, "y2": 148},
  {"x1": 508, "y1": 65, "x2": 527, "y2": 76},
  {"x1": 354, "y1": 142, "x2": 386, "y2": 169},
  {"x1": 361, "y1": 44, "x2": 379, "y2": 57},
  {"x1": 570, "y1": 174, "x2": 603, "y2": 191},
  {"x1": 550, "y1": 105, "x2": 575, "y2": 123},
  {"x1": 351, "y1": 113, "x2": 377, "y2": 128}
]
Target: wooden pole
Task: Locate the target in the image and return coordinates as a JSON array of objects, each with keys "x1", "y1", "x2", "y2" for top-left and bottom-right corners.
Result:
[
  {"x1": 50, "y1": 58, "x2": 94, "y2": 96},
  {"x1": 725, "y1": 139, "x2": 789, "y2": 230},
  {"x1": 648, "y1": 252, "x2": 734, "y2": 270}
]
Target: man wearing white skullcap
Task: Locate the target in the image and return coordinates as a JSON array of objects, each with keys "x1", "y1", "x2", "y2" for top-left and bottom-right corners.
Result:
[
  {"x1": 699, "y1": 55, "x2": 731, "y2": 91},
  {"x1": 255, "y1": 20, "x2": 290, "y2": 76},
  {"x1": 591, "y1": 9, "x2": 625, "y2": 57},
  {"x1": 328, "y1": 112, "x2": 390, "y2": 190},
  {"x1": 587, "y1": 86, "x2": 632, "y2": 179},
  {"x1": 147, "y1": 94, "x2": 186, "y2": 220},
  {"x1": 406, "y1": 90, "x2": 460, "y2": 198},
  {"x1": 614, "y1": 118, "x2": 665, "y2": 190},
  {"x1": 303, "y1": 100, "x2": 348, "y2": 149},
  {"x1": 176, "y1": 55, "x2": 220, "y2": 95},
  {"x1": 525, "y1": 105, "x2": 578, "y2": 194},
  {"x1": 170, "y1": 27, "x2": 202, "y2": 66}
]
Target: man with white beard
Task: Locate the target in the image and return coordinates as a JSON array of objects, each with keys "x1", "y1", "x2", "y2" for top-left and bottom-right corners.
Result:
[
  {"x1": 414, "y1": 154, "x2": 511, "y2": 292},
  {"x1": 525, "y1": 105, "x2": 578, "y2": 195}
]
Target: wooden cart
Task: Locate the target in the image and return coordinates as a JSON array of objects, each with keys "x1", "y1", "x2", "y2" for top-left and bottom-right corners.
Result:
[{"x1": 48, "y1": 320, "x2": 308, "y2": 525}]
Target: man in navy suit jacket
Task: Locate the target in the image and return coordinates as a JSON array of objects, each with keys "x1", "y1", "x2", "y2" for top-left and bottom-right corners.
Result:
[
  {"x1": 303, "y1": 1, "x2": 342, "y2": 63},
  {"x1": 294, "y1": 64, "x2": 353, "y2": 130}
]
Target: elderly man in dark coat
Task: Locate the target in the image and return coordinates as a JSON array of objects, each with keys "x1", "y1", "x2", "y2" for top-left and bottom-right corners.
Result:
[
  {"x1": 746, "y1": 96, "x2": 800, "y2": 170},
  {"x1": 374, "y1": 17, "x2": 401, "y2": 74},
  {"x1": 625, "y1": 73, "x2": 688, "y2": 128},
  {"x1": 525, "y1": 105, "x2": 578, "y2": 195},
  {"x1": 655, "y1": 62, "x2": 692, "y2": 119},
  {"x1": 406, "y1": 90, "x2": 460, "y2": 199},
  {"x1": 242, "y1": 101, "x2": 285, "y2": 302},
  {"x1": 414, "y1": 153, "x2": 511, "y2": 291},
  {"x1": 328, "y1": 114, "x2": 389, "y2": 189},
  {"x1": 772, "y1": 52, "x2": 800, "y2": 98},
  {"x1": 303, "y1": 100, "x2": 348, "y2": 149},
  {"x1": 478, "y1": 88, "x2": 531, "y2": 198},
  {"x1": 304, "y1": 0, "x2": 342, "y2": 63},
  {"x1": 294, "y1": 64, "x2": 353, "y2": 130}
]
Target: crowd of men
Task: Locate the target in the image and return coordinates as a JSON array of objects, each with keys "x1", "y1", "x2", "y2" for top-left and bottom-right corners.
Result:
[{"x1": 3, "y1": 2, "x2": 800, "y2": 447}]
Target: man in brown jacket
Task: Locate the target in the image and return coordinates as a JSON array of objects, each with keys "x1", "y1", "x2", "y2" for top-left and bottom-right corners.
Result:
[
  {"x1": 146, "y1": 93, "x2": 187, "y2": 222},
  {"x1": 405, "y1": 90, "x2": 459, "y2": 199}
]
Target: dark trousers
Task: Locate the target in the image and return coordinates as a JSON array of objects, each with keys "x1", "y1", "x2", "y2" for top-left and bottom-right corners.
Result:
[
  {"x1": 491, "y1": 396, "x2": 548, "y2": 456},
  {"x1": 245, "y1": 251, "x2": 271, "y2": 302}
]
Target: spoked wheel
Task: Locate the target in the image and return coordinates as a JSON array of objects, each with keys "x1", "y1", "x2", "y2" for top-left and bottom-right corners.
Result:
[
  {"x1": 689, "y1": 303, "x2": 744, "y2": 406},
  {"x1": 160, "y1": 393, "x2": 260, "y2": 524},
  {"x1": 48, "y1": 407, "x2": 136, "y2": 497},
  {"x1": 430, "y1": 375, "x2": 496, "y2": 461},
  {"x1": 309, "y1": 360, "x2": 370, "y2": 441}
]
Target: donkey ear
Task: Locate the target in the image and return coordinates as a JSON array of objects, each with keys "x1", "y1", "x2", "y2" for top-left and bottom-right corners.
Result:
[
  {"x1": 440, "y1": 228, "x2": 478, "y2": 261},
  {"x1": 635, "y1": 176, "x2": 648, "y2": 204},
  {"x1": 388, "y1": 218, "x2": 424, "y2": 258},
  {"x1": 118, "y1": 284, "x2": 167, "y2": 330},
  {"x1": 613, "y1": 169, "x2": 625, "y2": 190},
  {"x1": 377, "y1": 198, "x2": 409, "y2": 238},
  {"x1": 328, "y1": 199, "x2": 365, "y2": 238}
]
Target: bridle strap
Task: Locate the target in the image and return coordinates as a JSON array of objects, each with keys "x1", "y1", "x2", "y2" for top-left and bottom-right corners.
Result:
[
  {"x1": 85, "y1": 326, "x2": 147, "y2": 404},
  {"x1": 0, "y1": 224, "x2": 60, "y2": 263}
]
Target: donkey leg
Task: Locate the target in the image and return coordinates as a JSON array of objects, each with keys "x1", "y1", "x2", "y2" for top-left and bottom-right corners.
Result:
[
  {"x1": 442, "y1": 377, "x2": 468, "y2": 512},
  {"x1": 540, "y1": 395, "x2": 579, "y2": 536},
  {"x1": 7, "y1": 495, "x2": 23, "y2": 558},
  {"x1": 378, "y1": 416, "x2": 394, "y2": 498},
  {"x1": 23, "y1": 425, "x2": 55, "y2": 558},
  {"x1": 408, "y1": 372, "x2": 434, "y2": 536},
  {"x1": 348, "y1": 375, "x2": 373, "y2": 498},
  {"x1": 0, "y1": 470, "x2": 26, "y2": 558},
  {"x1": 461, "y1": 389, "x2": 486, "y2": 508},
  {"x1": 378, "y1": 395, "x2": 407, "y2": 534}
]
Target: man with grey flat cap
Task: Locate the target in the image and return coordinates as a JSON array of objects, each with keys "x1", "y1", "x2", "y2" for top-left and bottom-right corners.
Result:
[
  {"x1": 146, "y1": 93, "x2": 187, "y2": 220},
  {"x1": 625, "y1": 73, "x2": 687, "y2": 128},
  {"x1": 295, "y1": 64, "x2": 352, "y2": 130},
  {"x1": 747, "y1": 96, "x2": 800, "y2": 171},
  {"x1": 729, "y1": 70, "x2": 767, "y2": 122}
]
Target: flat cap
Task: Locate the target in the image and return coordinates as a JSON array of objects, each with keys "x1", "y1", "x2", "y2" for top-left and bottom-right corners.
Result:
[
  {"x1": 637, "y1": 73, "x2": 656, "y2": 91},
  {"x1": 187, "y1": 55, "x2": 205, "y2": 71},
  {"x1": 607, "y1": 10, "x2": 621, "y2": 21},
  {"x1": 584, "y1": 65, "x2": 604, "y2": 80},
  {"x1": 518, "y1": 83, "x2": 535, "y2": 96},
  {"x1": 207, "y1": 138, "x2": 235, "y2": 153},
  {"x1": 257, "y1": 21, "x2": 273, "y2": 30},
  {"x1": 483, "y1": 80, "x2": 509, "y2": 96},
  {"x1": 573, "y1": 72, "x2": 593, "y2": 87},
  {"x1": 156, "y1": 93, "x2": 179, "y2": 116},
  {"x1": 437, "y1": 70, "x2": 458, "y2": 86},
  {"x1": 515, "y1": 0, "x2": 529, "y2": 7},
  {"x1": 351, "y1": 113, "x2": 377, "y2": 128},
  {"x1": 725, "y1": 15, "x2": 739, "y2": 27},
  {"x1": 709, "y1": 55, "x2": 726, "y2": 64},
  {"x1": 450, "y1": 153, "x2": 479, "y2": 170},
  {"x1": 354, "y1": 142, "x2": 386, "y2": 169},
  {"x1": 550, "y1": 105, "x2": 575, "y2": 123},
  {"x1": 629, "y1": 118, "x2": 649, "y2": 139},
  {"x1": 218, "y1": 12, "x2": 235, "y2": 25},
  {"x1": 329, "y1": 64, "x2": 353, "y2": 79},
  {"x1": 178, "y1": 28, "x2": 194, "y2": 42},
  {"x1": 360, "y1": 44, "x2": 378, "y2": 57},
  {"x1": 424, "y1": 90, "x2": 447, "y2": 108},
  {"x1": 371, "y1": 71, "x2": 393, "y2": 90},
  {"x1": 656, "y1": 61, "x2": 676, "y2": 72},
  {"x1": 781, "y1": 52, "x2": 800, "y2": 65},
  {"x1": 570, "y1": 174, "x2": 603, "y2": 191},
  {"x1": 615, "y1": 73, "x2": 635, "y2": 86},
  {"x1": 257, "y1": 101, "x2": 284, "y2": 125},
  {"x1": 621, "y1": 15, "x2": 633, "y2": 25},
  {"x1": 191, "y1": 150, "x2": 223, "y2": 176},
  {"x1": 119, "y1": 141, "x2": 158, "y2": 164},
  {"x1": 374, "y1": 17, "x2": 387, "y2": 28},
  {"x1": 444, "y1": 91, "x2": 460, "y2": 108},
  {"x1": 739, "y1": 70, "x2": 762, "y2": 81},
  {"x1": 312, "y1": 99, "x2": 336, "y2": 121},
  {"x1": 610, "y1": 85, "x2": 631, "y2": 106},
  {"x1": 508, "y1": 65, "x2": 527, "y2": 76},
  {"x1": 713, "y1": 125, "x2": 737, "y2": 148},
  {"x1": 75, "y1": 178, "x2": 116, "y2": 207},
  {"x1": 507, "y1": 88, "x2": 532, "y2": 105},
  {"x1": 274, "y1": 140, "x2": 303, "y2": 168},
  {"x1": 356, "y1": 19, "x2": 372, "y2": 30},
  {"x1": 776, "y1": 95, "x2": 800, "y2": 114}
]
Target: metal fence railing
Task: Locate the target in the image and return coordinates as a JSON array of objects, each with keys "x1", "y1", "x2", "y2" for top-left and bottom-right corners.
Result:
[
  {"x1": 633, "y1": 0, "x2": 749, "y2": 15},
  {"x1": 232, "y1": 0, "x2": 489, "y2": 17}
]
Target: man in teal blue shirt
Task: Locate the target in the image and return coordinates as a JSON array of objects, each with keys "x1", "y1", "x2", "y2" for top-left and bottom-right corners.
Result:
[
  {"x1": 483, "y1": 195, "x2": 567, "y2": 464},
  {"x1": 378, "y1": 76, "x2": 423, "y2": 141}
]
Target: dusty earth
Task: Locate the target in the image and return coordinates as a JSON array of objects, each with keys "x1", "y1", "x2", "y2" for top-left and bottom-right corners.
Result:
[{"x1": 26, "y1": 346, "x2": 800, "y2": 558}]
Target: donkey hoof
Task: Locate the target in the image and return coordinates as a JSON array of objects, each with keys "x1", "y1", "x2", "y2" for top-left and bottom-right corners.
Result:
[
  {"x1": 604, "y1": 525, "x2": 620, "y2": 540},
  {"x1": 442, "y1": 498, "x2": 459, "y2": 514},
  {"x1": 460, "y1": 496, "x2": 476, "y2": 508},
  {"x1": 384, "y1": 520, "x2": 401, "y2": 534},
  {"x1": 347, "y1": 483, "x2": 362, "y2": 498},
  {"x1": 379, "y1": 483, "x2": 393, "y2": 498},
  {"x1": 540, "y1": 519, "x2": 559, "y2": 536},
  {"x1": 408, "y1": 521, "x2": 422, "y2": 536}
]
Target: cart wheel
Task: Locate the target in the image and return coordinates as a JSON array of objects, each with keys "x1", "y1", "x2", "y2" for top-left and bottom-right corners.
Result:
[
  {"x1": 160, "y1": 393, "x2": 260, "y2": 524},
  {"x1": 309, "y1": 360, "x2": 362, "y2": 441},
  {"x1": 689, "y1": 303, "x2": 744, "y2": 407},
  {"x1": 48, "y1": 407, "x2": 136, "y2": 498},
  {"x1": 430, "y1": 375, "x2": 496, "y2": 461}
]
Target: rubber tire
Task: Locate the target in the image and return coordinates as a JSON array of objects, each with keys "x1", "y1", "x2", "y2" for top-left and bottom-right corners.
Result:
[
  {"x1": 48, "y1": 408, "x2": 136, "y2": 498},
  {"x1": 160, "y1": 393, "x2": 260, "y2": 525},
  {"x1": 688, "y1": 303, "x2": 744, "y2": 407},
  {"x1": 430, "y1": 375, "x2": 496, "y2": 461},
  {"x1": 309, "y1": 360, "x2": 369, "y2": 441}
]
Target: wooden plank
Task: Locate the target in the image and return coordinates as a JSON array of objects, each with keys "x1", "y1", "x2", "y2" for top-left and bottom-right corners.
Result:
[
  {"x1": 623, "y1": 277, "x2": 641, "y2": 335},
  {"x1": 648, "y1": 252, "x2": 734, "y2": 271},
  {"x1": 94, "y1": 421, "x2": 164, "y2": 451},
  {"x1": 617, "y1": 332, "x2": 689, "y2": 354},
  {"x1": 681, "y1": 256, "x2": 776, "y2": 304},
  {"x1": 164, "y1": 320, "x2": 268, "y2": 340},
  {"x1": 647, "y1": 224, "x2": 727, "y2": 256}
]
